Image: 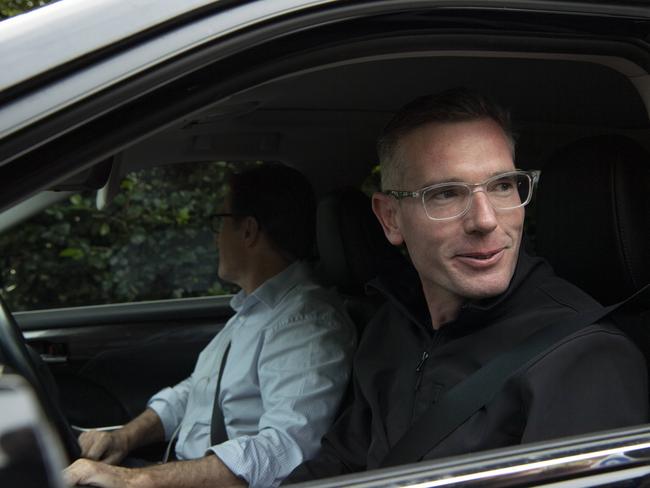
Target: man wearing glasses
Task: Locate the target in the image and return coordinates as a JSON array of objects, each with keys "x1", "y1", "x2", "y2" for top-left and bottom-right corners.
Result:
[
  {"x1": 285, "y1": 88, "x2": 647, "y2": 482},
  {"x1": 65, "y1": 164, "x2": 356, "y2": 488}
]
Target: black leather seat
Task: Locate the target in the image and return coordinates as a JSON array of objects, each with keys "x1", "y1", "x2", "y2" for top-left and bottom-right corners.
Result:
[
  {"x1": 315, "y1": 187, "x2": 406, "y2": 335},
  {"x1": 536, "y1": 134, "x2": 650, "y2": 380},
  {"x1": 536, "y1": 134, "x2": 650, "y2": 305}
]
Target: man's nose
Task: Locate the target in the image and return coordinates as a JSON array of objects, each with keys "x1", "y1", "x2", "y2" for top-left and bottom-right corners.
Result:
[{"x1": 463, "y1": 190, "x2": 498, "y2": 234}]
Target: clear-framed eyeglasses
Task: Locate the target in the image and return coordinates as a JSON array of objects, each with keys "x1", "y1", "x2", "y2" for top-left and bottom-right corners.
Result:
[{"x1": 384, "y1": 169, "x2": 539, "y2": 221}]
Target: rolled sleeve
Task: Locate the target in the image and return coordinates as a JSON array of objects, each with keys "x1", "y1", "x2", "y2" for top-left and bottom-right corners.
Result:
[
  {"x1": 210, "y1": 310, "x2": 355, "y2": 488},
  {"x1": 147, "y1": 376, "x2": 193, "y2": 440}
]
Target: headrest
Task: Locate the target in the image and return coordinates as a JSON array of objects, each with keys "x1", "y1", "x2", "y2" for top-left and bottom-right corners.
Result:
[
  {"x1": 316, "y1": 188, "x2": 404, "y2": 294},
  {"x1": 535, "y1": 134, "x2": 650, "y2": 304}
]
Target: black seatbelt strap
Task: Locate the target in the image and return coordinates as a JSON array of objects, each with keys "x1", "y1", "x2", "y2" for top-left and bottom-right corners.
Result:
[
  {"x1": 380, "y1": 284, "x2": 650, "y2": 468},
  {"x1": 210, "y1": 341, "x2": 231, "y2": 445}
]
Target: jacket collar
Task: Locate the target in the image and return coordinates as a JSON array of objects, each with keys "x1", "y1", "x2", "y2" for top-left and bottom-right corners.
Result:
[{"x1": 370, "y1": 248, "x2": 553, "y2": 337}]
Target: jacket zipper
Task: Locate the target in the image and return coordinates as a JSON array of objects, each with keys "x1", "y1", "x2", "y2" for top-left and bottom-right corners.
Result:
[
  {"x1": 414, "y1": 328, "x2": 444, "y2": 392},
  {"x1": 414, "y1": 350, "x2": 430, "y2": 391},
  {"x1": 411, "y1": 349, "x2": 431, "y2": 424}
]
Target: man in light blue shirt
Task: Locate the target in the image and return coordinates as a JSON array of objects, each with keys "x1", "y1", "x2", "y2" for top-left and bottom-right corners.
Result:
[{"x1": 65, "y1": 165, "x2": 356, "y2": 488}]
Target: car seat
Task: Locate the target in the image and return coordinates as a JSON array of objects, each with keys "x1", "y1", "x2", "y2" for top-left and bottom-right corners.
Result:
[
  {"x1": 535, "y1": 134, "x2": 650, "y2": 305},
  {"x1": 315, "y1": 187, "x2": 407, "y2": 336},
  {"x1": 535, "y1": 134, "x2": 650, "y2": 381}
]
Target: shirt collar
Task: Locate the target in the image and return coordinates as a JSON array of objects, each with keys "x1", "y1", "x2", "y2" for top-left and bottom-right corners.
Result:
[{"x1": 229, "y1": 261, "x2": 311, "y2": 313}]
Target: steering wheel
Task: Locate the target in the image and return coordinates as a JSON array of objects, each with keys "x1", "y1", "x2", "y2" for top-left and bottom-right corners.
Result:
[{"x1": 0, "y1": 293, "x2": 81, "y2": 462}]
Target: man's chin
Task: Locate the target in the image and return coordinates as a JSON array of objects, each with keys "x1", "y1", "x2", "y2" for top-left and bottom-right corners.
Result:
[{"x1": 455, "y1": 274, "x2": 512, "y2": 300}]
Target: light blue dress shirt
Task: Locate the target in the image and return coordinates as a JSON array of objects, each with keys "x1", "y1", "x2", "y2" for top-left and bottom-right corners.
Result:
[{"x1": 147, "y1": 261, "x2": 356, "y2": 488}]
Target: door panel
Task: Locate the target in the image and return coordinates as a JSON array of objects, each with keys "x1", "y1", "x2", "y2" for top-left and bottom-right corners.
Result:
[{"x1": 18, "y1": 297, "x2": 233, "y2": 427}]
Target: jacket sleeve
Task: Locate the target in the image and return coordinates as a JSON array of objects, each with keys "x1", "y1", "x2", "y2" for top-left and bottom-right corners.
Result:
[{"x1": 520, "y1": 323, "x2": 649, "y2": 442}]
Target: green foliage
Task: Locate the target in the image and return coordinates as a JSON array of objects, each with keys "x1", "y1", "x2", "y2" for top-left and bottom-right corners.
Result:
[
  {"x1": 361, "y1": 164, "x2": 381, "y2": 196},
  {"x1": 0, "y1": 161, "x2": 240, "y2": 311},
  {"x1": 0, "y1": 0, "x2": 55, "y2": 19}
]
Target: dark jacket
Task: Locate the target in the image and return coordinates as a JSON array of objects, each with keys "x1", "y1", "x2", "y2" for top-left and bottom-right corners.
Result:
[{"x1": 286, "y1": 251, "x2": 649, "y2": 482}]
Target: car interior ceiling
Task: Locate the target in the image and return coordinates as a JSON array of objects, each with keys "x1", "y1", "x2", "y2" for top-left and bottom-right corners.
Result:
[{"x1": 109, "y1": 52, "x2": 648, "y2": 196}]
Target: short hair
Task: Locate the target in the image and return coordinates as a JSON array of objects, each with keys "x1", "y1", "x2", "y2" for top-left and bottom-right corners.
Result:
[
  {"x1": 228, "y1": 164, "x2": 316, "y2": 260},
  {"x1": 377, "y1": 87, "x2": 515, "y2": 189}
]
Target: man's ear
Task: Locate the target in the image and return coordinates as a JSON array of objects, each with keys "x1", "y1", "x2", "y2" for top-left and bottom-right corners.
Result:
[
  {"x1": 242, "y1": 216, "x2": 261, "y2": 247},
  {"x1": 371, "y1": 192, "x2": 404, "y2": 246}
]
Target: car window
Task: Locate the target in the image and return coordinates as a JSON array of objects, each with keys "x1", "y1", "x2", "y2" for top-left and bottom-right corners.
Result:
[{"x1": 0, "y1": 160, "x2": 245, "y2": 312}]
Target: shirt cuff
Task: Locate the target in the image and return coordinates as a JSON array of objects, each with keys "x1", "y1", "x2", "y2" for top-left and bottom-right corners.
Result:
[
  {"x1": 209, "y1": 441, "x2": 253, "y2": 485},
  {"x1": 209, "y1": 437, "x2": 289, "y2": 488},
  {"x1": 147, "y1": 388, "x2": 183, "y2": 440}
]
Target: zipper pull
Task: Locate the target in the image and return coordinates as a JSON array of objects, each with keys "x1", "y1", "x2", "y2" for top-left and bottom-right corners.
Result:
[
  {"x1": 414, "y1": 351, "x2": 429, "y2": 391},
  {"x1": 416, "y1": 351, "x2": 429, "y2": 372}
]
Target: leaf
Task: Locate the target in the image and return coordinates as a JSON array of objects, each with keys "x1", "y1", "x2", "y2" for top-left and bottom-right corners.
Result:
[
  {"x1": 130, "y1": 233, "x2": 146, "y2": 245},
  {"x1": 59, "y1": 248, "x2": 84, "y2": 260},
  {"x1": 121, "y1": 179, "x2": 134, "y2": 191},
  {"x1": 176, "y1": 207, "x2": 191, "y2": 225}
]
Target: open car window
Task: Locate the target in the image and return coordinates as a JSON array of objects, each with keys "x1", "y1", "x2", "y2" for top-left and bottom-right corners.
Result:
[{"x1": 0, "y1": 161, "x2": 243, "y2": 311}]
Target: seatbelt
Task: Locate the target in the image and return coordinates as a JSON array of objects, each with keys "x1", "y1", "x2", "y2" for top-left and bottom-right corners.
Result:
[
  {"x1": 210, "y1": 341, "x2": 231, "y2": 445},
  {"x1": 380, "y1": 284, "x2": 650, "y2": 468}
]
